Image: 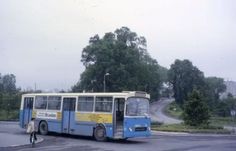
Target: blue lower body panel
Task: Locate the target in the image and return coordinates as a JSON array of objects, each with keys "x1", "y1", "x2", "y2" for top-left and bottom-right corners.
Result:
[
  {"x1": 47, "y1": 120, "x2": 62, "y2": 133},
  {"x1": 72, "y1": 122, "x2": 113, "y2": 137},
  {"x1": 123, "y1": 117, "x2": 151, "y2": 138},
  {"x1": 19, "y1": 109, "x2": 32, "y2": 129},
  {"x1": 19, "y1": 110, "x2": 24, "y2": 128},
  {"x1": 105, "y1": 124, "x2": 113, "y2": 138},
  {"x1": 74, "y1": 122, "x2": 94, "y2": 136}
]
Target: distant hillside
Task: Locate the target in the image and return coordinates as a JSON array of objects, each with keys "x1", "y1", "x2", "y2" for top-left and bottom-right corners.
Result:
[{"x1": 221, "y1": 81, "x2": 236, "y2": 98}]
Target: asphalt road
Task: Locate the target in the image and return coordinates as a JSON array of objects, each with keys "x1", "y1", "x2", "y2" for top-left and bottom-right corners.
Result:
[
  {"x1": 150, "y1": 98, "x2": 182, "y2": 124},
  {"x1": 1, "y1": 122, "x2": 236, "y2": 151}
]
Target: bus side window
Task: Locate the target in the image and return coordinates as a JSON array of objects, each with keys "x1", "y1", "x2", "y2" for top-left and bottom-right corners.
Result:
[
  {"x1": 35, "y1": 96, "x2": 47, "y2": 110},
  {"x1": 78, "y1": 97, "x2": 94, "y2": 112},
  {"x1": 48, "y1": 96, "x2": 61, "y2": 110},
  {"x1": 95, "y1": 97, "x2": 113, "y2": 112}
]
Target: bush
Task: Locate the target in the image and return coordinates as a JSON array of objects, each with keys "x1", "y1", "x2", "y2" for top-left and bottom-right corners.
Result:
[
  {"x1": 0, "y1": 110, "x2": 19, "y2": 120},
  {"x1": 183, "y1": 90, "x2": 210, "y2": 126},
  {"x1": 214, "y1": 94, "x2": 236, "y2": 117}
]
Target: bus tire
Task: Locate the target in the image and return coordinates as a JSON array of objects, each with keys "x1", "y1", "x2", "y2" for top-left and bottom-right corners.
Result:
[
  {"x1": 94, "y1": 125, "x2": 107, "y2": 141},
  {"x1": 39, "y1": 121, "x2": 48, "y2": 135},
  {"x1": 121, "y1": 138, "x2": 128, "y2": 142}
]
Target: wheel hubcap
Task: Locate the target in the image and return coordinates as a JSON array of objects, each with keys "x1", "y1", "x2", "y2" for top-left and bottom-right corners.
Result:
[{"x1": 97, "y1": 128, "x2": 104, "y2": 137}]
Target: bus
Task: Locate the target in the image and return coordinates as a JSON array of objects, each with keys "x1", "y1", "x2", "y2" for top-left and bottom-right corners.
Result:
[{"x1": 19, "y1": 91, "x2": 151, "y2": 141}]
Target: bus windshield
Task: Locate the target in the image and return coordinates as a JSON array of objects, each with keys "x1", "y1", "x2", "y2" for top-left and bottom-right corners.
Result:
[{"x1": 126, "y1": 97, "x2": 149, "y2": 116}]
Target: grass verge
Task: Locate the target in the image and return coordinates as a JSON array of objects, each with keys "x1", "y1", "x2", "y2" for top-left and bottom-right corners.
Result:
[
  {"x1": 151, "y1": 123, "x2": 231, "y2": 134},
  {"x1": 0, "y1": 110, "x2": 19, "y2": 121},
  {"x1": 210, "y1": 116, "x2": 236, "y2": 127},
  {"x1": 159, "y1": 100, "x2": 236, "y2": 134},
  {"x1": 164, "y1": 101, "x2": 183, "y2": 119}
]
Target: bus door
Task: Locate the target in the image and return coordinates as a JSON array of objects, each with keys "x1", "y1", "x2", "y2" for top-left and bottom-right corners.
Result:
[
  {"x1": 22, "y1": 97, "x2": 33, "y2": 127},
  {"x1": 62, "y1": 97, "x2": 76, "y2": 134},
  {"x1": 113, "y1": 98, "x2": 125, "y2": 138}
]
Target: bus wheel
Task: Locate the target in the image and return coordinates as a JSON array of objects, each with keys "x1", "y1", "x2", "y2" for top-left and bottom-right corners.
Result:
[
  {"x1": 121, "y1": 138, "x2": 128, "y2": 142},
  {"x1": 39, "y1": 121, "x2": 48, "y2": 135},
  {"x1": 94, "y1": 126, "x2": 107, "y2": 141}
]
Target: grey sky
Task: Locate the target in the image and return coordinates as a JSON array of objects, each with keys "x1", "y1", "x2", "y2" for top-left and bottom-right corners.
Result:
[{"x1": 0, "y1": 0, "x2": 236, "y2": 91}]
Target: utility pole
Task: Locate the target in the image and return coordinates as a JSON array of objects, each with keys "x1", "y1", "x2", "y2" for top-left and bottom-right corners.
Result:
[
  {"x1": 103, "y1": 73, "x2": 110, "y2": 92},
  {"x1": 34, "y1": 83, "x2": 37, "y2": 92}
]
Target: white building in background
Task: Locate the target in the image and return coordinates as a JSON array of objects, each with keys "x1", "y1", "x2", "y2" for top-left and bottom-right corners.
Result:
[{"x1": 220, "y1": 81, "x2": 236, "y2": 99}]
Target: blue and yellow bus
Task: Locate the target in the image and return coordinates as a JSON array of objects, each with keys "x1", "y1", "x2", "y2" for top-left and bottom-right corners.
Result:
[{"x1": 19, "y1": 91, "x2": 151, "y2": 141}]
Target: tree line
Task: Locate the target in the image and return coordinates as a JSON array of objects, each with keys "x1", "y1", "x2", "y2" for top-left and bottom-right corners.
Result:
[
  {"x1": 72, "y1": 27, "x2": 167, "y2": 100},
  {"x1": 72, "y1": 27, "x2": 236, "y2": 126},
  {"x1": 1, "y1": 27, "x2": 235, "y2": 124},
  {"x1": 0, "y1": 73, "x2": 21, "y2": 120}
]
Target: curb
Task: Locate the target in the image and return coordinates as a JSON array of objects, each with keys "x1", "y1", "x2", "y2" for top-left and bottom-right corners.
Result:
[
  {"x1": 0, "y1": 120, "x2": 19, "y2": 122},
  {"x1": 8, "y1": 137, "x2": 44, "y2": 148},
  {"x1": 152, "y1": 130, "x2": 236, "y2": 137},
  {"x1": 152, "y1": 130, "x2": 189, "y2": 136}
]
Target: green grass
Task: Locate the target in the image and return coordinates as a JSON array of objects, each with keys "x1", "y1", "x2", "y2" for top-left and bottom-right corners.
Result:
[
  {"x1": 0, "y1": 110, "x2": 19, "y2": 120},
  {"x1": 151, "y1": 116, "x2": 236, "y2": 134},
  {"x1": 164, "y1": 101, "x2": 183, "y2": 119},
  {"x1": 210, "y1": 116, "x2": 236, "y2": 127},
  {"x1": 155, "y1": 101, "x2": 236, "y2": 134},
  {"x1": 151, "y1": 123, "x2": 231, "y2": 134},
  {"x1": 164, "y1": 101, "x2": 236, "y2": 125}
]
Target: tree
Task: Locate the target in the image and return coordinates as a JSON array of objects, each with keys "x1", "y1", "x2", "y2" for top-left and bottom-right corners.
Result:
[
  {"x1": 215, "y1": 93, "x2": 236, "y2": 117},
  {"x1": 72, "y1": 27, "x2": 164, "y2": 100},
  {"x1": 0, "y1": 73, "x2": 20, "y2": 111},
  {"x1": 2, "y1": 74, "x2": 17, "y2": 93},
  {"x1": 204, "y1": 77, "x2": 226, "y2": 112},
  {"x1": 168, "y1": 59, "x2": 205, "y2": 107},
  {"x1": 226, "y1": 93, "x2": 236, "y2": 111},
  {"x1": 0, "y1": 73, "x2": 20, "y2": 120},
  {"x1": 158, "y1": 66, "x2": 168, "y2": 83},
  {"x1": 205, "y1": 77, "x2": 226, "y2": 100},
  {"x1": 183, "y1": 90, "x2": 210, "y2": 126}
]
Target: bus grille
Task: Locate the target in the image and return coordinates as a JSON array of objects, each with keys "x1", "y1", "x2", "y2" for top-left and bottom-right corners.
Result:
[{"x1": 135, "y1": 127, "x2": 147, "y2": 132}]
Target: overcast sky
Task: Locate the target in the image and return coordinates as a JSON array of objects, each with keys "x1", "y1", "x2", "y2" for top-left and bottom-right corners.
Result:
[{"x1": 0, "y1": 0, "x2": 235, "y2": 91}]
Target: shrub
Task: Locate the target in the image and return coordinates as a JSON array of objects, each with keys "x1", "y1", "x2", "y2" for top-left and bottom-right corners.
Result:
[{"x1": 183, "y1": 90, "x2": 210, "y2": 126}]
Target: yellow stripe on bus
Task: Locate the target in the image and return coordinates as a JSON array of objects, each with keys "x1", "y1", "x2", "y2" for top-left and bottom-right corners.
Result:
[
  {"x1": 76, "y1": 113, "x2": 112, "y2": 123},
  {"x1": 32, "y1": 110, "x2": 36, "y2": 118},
  {"x1": 57, "y1": 112, "x2": 62, "y2": 120}
]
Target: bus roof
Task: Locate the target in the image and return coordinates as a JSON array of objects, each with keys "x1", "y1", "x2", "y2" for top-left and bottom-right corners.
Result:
[{"x1": 22, "y1": 91, "x2": 150, "y2": 99}]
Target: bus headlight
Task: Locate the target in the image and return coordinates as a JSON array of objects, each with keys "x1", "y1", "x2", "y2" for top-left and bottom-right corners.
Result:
[{"x1": 129, "y1": 127, "x2": 133, "y2": 132}]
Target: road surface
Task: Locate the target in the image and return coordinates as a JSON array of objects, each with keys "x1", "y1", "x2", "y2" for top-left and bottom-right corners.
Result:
[
  {"x1": 150, "y1": 98, "x2": 182, "y2": 124},
  {"x1": 1, "y1": 122, "x2": 236, "y2": 151}
]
